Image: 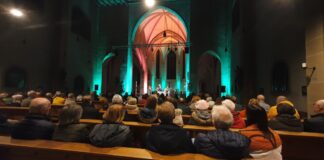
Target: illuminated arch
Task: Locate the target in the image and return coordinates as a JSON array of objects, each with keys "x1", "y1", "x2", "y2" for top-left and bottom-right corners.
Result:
[{"x1": 125, "y1": 6, "x2": 189, "y2": 94}]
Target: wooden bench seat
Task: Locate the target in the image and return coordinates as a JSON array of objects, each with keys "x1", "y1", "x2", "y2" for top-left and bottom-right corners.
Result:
[
  {"x1": 0, "y1": 136, "x2": 213, "y2": 160},
  {"x1": 79, "y1": 119, "x2": 324, "y2": 160}
]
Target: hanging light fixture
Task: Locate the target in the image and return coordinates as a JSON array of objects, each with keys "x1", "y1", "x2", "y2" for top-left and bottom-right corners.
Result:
[{"x1": 145, "y1": 0, "x2": 155, "y2": 8}]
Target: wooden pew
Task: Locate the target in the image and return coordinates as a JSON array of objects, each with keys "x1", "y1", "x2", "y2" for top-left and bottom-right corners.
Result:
[
  {"x1": 0, "y1": 136, "x2": 213, "y2": 160},
  {"x1": 0, "y1": 107, "x2": 29, "y2": 120},
  {"x1": 79, "y1": 119, "x2": 324, "y2": 160}
]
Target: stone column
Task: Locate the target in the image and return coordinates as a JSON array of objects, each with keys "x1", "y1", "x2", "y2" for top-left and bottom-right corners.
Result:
[{"x1": 305, "y1": 0, "x2": 324, "y2": 116}]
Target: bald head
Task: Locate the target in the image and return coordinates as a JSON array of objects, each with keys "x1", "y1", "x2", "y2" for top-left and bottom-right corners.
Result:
[
  {"x1": 314, "y1": 100, "x2": 324, "y2": 113},
  {"x1": 29, "y1": 98, "x2": 51, "y2": 115},
  {"x1": 276, "y1": 96, "x2": 287, "y2": 105},
  {"x1": 257, "y1": 94, "x2": 265, "y2": 102}
]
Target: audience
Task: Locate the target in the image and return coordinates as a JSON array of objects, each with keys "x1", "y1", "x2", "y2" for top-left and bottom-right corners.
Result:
[
  {"x1": 89, "y1": 104, "x2": 133, "y2": 147},
  {"x1": 195, "y1": 105, "x2": 250, "y2": 159},
  {"x1": 269, "y1": 103, "x2": 303, "y2": 132},
  {"x1": 257, "y1": 94, "x2": 270, "y2": 112},
  {"x1": 188, "y1": 100, "x2": 212, "y2": 126},
  {"x1": 239, "y1": 104, "x2": 282, "y2": 159},
  {"x1": 145, "y1": 101, "x2": 195, "y2": 154},
  {"x1": 21, "y1": 90, "x2": 37, "y2": 107},
  {"x1": 53, "y1": 103, "x2": 89, "y2": 142},
  {"x1": 0, "y1": 92, "x2": 7, "y2": 106},
  {"x1": 304, "y1": 100, "x2": 324, "y2": 133},
  {"x1": 222, "y1": 99, "x2": 246, "y2": 129},
  {"x1": 11, "y1": 98, "x2": 54, "y2": 139},
  {"x1": 138, "y1": 95, "x2": 158, "y2": 124},
  {"x1": 80, "y1": 95, "x2": 101, "y2": 119},
  {"x1": 268, "y1": 96, "x2": 300, "y2": 119}
]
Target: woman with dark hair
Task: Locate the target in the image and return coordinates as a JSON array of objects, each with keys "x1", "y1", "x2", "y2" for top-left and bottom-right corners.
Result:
[
  {"x1": 239, "y1": 104, "x2": 282, "y2": 158},
  {"x1": 138, "y1": 96, "x2": 158, "y2": 124}
]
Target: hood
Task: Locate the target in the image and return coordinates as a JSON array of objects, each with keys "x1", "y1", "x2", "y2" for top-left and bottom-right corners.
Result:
[
  {"x1": 192, "y1": 111, "x2": 212, "y2": 125},
  {"x1": 139, "y1": 108, "x2": 157, "y2": 119},
  {"x1": 195, "y1": 110, "x2": 211, "y2": 120},
  {"x1": 276, "y1": 114, "x2": 302, "y2": 127},
  {"x1": 207, "y1": 130, "x2": 250, "y2": 159},
  {"x1": 89, "y1": 123, "x2": 130, "y2": 147}
]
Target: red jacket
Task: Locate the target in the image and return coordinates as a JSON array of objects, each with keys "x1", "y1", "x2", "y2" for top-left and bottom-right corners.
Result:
[{"x1": 231, "y1": 111, "x2": 246, "y2": 129}]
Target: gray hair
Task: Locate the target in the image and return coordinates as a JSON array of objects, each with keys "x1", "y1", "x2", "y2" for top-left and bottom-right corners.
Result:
[
  {"x1": 212, "y1": 105, "x2": 233, "y2": 129},
  {"x1": 58, "y1": 103, "x2": 83, "y2": 125},
  {"x1": 112, "y1": 94, "x2": 123, "y2": 104},
  {"x1": 29, "y1": 98, "x2": 51, "y2": 115}
]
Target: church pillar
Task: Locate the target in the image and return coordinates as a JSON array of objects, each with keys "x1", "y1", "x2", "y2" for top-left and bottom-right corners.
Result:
[
  {"x1": 160, "y1": 47, "x2": 168, "y2": 89},
  {"x1": 305, "y1": 0, "x2": 324, "y2": 116}
]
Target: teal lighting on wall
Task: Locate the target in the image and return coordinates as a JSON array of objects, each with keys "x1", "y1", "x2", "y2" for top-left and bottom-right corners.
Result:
[
  {"x1": 185, "y1": 53, "x2": 190, "y2": 96},
  {"x1": 123, "y1": 47, "x2": 133, "y2": 95},
  {"x1": 204, "y1": 50, "x2": 231, "y2": 96},
  {"x1": 92, "y1": 53, "x2": 115, "y2": 95}
]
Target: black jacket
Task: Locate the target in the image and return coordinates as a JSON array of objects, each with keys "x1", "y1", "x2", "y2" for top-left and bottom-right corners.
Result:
[
  {"x1": 138, "y1": 108, "x2": 158, "y2": 124},
  {"x1": 269, "y1": 114, "x2": 303, "y2": 132},
  {"x1": 145, "y1": 123, "x2": 195, "y2": 154},
  {"x1": 52, "y1": 123, "x2": 90, "y2": 142},
  {"x1": 194, "y1": 129, "x2": 250, "y2": 160},
  {"x1": 304, "y1": 113, "x2": 324, "y2": 133},
  {"x1": 81, "y1": 102, "x2": 102, "y2": 119},
  {"x1": 11, "y1": 114, "x2": 55, "y2": 139},
  {"x1": 89, "y1": 122, "x2": 133, "y2": 147}
]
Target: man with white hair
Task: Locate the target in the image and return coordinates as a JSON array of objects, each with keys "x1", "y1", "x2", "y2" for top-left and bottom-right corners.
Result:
[
  {"x1": 21, "y1": 90, "x2": 37, "y2": 107},
  {"x1": 10, "y1": 94, "x2": 23, "y2": 106},
  {"x1": 11, "y1": 98, "x2": 55, "y2": 139},
  {"x1": 194, "y1": 105, "x2": 250, "y2": 159},
  {"x1": 257, "y1": 94, "x2": 270, "y2": 112},
  {"x1": 304, "y1": 100, "x2": 324, "y2": 133}
]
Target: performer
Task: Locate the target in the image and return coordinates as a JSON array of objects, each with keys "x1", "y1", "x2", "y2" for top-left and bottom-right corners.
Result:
[{"x1": 148, "y1": 85, "x2": 152, "y2": 95}]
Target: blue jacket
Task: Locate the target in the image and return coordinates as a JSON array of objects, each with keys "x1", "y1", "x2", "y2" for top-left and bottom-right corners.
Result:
[{"x1": 194, "y1": 129, "x2": 250, "y2": 159}]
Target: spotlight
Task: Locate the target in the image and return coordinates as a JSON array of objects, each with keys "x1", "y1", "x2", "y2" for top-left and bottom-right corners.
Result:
[
  {"x1": 145, "y1": 0, "x2": 155, "y2": 8},
  {"x1": 10, "y1": 8, "x2": 24, "y2": 17}
]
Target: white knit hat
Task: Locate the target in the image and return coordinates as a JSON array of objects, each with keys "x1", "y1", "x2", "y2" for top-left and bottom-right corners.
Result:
[
  {"x1": 195, "y1": 100, "x2": 209, "y2": 110},
  {"x1": 112, "y1": 94, "x2": 123, "y2": 104},
  {"x1": 222, "y1": 99, "x2": 236, "y2": 111}
]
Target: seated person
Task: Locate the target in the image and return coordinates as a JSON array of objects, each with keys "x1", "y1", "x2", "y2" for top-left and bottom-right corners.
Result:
[
  {"x1": 268, "y1": 96, "x2": 300, "y2": 119},
  {"x1": 111, "y1": 94, "x2": 123, "y2": 104},
  {"x1": 89, "y1": 104, "x2": 133, "y2": 147},
  {"x1": 145, "y1": 101, "x2": 195, "y2": 154},
  {"x1": 304, "y1": 100, "x2": 324, "y2": 133},
  {"x1": 53, "y1": 103, "x2": 89, "y2": 142},
  {"x1": 52, "y1": 91, "x2": 65, "y2": 105},
  {"x1": 21, "y1": 90, "x2": 37, "y2": 107},
  {"x1": 9, "y1": 94, "x2": 23, "y2": 106},
  {"x1": 188, "y1": 100, "x2": 213, "y2": 126},
  {"x1": 11, "y1": 98, "x2": 55, "y2": 139},
  {"x1": 125, "y1": 97, "x2": 138, "y2": 111},
  {"x1": 222, "y1": 99, "x2": 246, "y2": 129},
  {"x1": 240, "y1": 104, "x2": 282, "y2": 158},
  {"x1": 80, "y1": 95, "x2": 101, "y2": 119},
  {"x1": 138, "y1": 95, "x2": 158, "y2": 124},
  {"x1": 257, "y1": 94, "x2": 270, "y2": 112},
  {"x1": 195, "y1": 105, "x2": 250, "y2": 159},
  {"x1": 269, "y1": 103, "x2": 303, "y2": 132}
]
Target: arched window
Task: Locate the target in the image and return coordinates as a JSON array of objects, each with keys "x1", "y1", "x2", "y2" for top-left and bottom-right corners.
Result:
[
  {"x1": 4, "y1": 67, "x2": 26, "y2": 89},
  {"x1": 156, "y1": 50, "x2": 160, "y2": 79},
  {"x1": 272, "y1": 62, "x2": 289, "y2": 93},
  {"x1": 167, "y1": 50, "x2": 176, "y2": 79}
]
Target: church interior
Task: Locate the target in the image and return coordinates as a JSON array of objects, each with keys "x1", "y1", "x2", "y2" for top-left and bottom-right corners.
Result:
[{"x1": 0, "y1": 0, "x2": 324, "y2": 159}]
